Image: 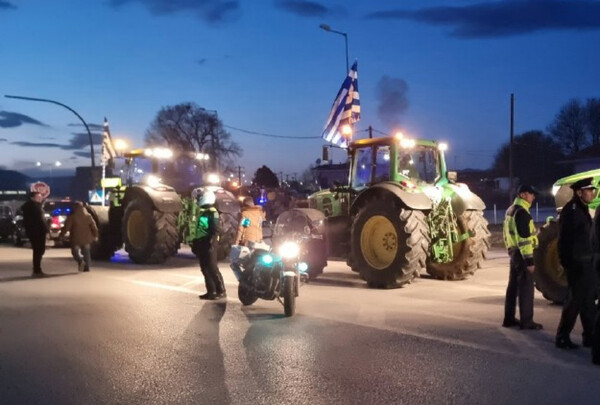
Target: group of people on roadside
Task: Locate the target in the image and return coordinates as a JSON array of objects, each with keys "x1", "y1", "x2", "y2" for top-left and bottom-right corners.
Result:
[
  {"x1": 21, "y1": 192, "x2": 98, "y2": 277},
  {"x1": 503, "y1": 179, "x2": 600, "y2": 365}
]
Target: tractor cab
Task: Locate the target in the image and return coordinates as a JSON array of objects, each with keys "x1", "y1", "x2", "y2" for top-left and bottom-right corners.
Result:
[{"x1": 349, "y1": 135, "x2": 448, "y2": 190}]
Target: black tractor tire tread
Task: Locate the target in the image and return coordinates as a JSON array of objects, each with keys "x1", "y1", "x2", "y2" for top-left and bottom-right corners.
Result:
[
  {"x1": 123, "y1": 199, "x2": 180, "y2": 264},
  {"x1": 217, "y1": 212, "x2": 238, "y2": 261},
  {"x1": 533, "y1": 221, "x2": 567, "y2": 303}
]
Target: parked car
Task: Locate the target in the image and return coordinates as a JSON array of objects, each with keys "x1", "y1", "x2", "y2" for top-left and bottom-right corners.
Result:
[
  {"x1": 0, "y1": 205, "x2": 16, "y2": 241},
  {"x1": 11, "y1": 200, "x2": 75, "y2": 247}
]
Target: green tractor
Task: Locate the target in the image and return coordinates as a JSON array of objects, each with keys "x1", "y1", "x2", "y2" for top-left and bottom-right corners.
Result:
[
  {"x1": 89, "y1": 148, "x2": 240, "y2": 264},
  {"x1": 533, "y1": 168, "x2": 600, "y2": 303},
  {"x1": 308, "y1": 134, "x2": 490, "y2": 288}
]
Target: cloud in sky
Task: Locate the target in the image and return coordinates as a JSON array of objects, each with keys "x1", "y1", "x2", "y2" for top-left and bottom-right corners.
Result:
[
  {"x1": 108, "y1": 0, "x2": 240, "y2": 23},
  {"x1": 0, "y1": 138, "x2": 7, "y2": 142},
  {"x1": 0, "y1": 1, "x2": 16, "y2": 10},
  {"x1": 274, "y1": 0, "x2": 338, "y2": 17},
  {"x1": 0, "y1": 111, "x2": 47, "y2": 128},
  {"x1": 366, "y1": 0, "x2": 600, "y2": 38},
  {"x1": 375, "y1": 75, "x2": 409, "y2": 130}
]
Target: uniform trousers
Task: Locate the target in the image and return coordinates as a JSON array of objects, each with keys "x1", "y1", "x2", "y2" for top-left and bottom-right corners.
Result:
[
  {"x1": 194, "y1": 238, "x2": 225, "y2": 295},
  {"x1": 505, "y1": 249, "x2": 534, "y2": 325}
]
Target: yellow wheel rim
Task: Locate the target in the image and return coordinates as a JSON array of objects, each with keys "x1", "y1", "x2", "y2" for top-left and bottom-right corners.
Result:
[
  {"x1": 546, "y1": 239, "x2": 567, "y2": 286},
  {"x1": 361, "y1": 215, "x2": 397, "y2": 270},
  {"x1": 127, "y1": 210, "x2": 150, "y2": 250}
]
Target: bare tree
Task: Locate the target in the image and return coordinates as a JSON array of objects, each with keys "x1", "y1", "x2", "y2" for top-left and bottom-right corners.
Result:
[
  {"x1": 586, "y1": 98, "x2": 600, "y2": 145},
  {"x1": 547, "y1": 99, "x2": 588, "y2": 155},
  {"x1": 145, "y1": 102, "x2": 242, "y2": 171},
  {"x1": 492, "y1": 130, "x2": 567, "y2": 189}
]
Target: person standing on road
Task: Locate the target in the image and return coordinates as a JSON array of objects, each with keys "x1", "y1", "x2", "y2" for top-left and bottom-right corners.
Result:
[
  {"x1": 60, "y1": 202, "x2": 99, "y2": 272},
  {"x1": 502, "y1": 185, "x2": 543, "y2": 330},
  {"x1": 192, "y1": 190, "x2": 226, "y2": 300},
  {"x1": 555, "y1": 178, "x2": 597, "y2": 349},
  {"x1": 591, "y1": 204, "x2": 600, "y2": 364},
  {"x1": 21, "y1": 191, "x2": 49, "y2": 277},
  {"x1": 230, "y1": 197, "x2": 265, "y2": 281}
]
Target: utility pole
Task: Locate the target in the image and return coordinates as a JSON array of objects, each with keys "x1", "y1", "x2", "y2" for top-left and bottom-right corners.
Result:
[
  {"x1": 509, "y1": 93, "x2": 514, "y2": 204},
  {"x1": 237, "y1": 166, "x2": 244, "y2": 185},
  {"x1": 368, "y1": 126, "x2": 373, "y2": 139}
]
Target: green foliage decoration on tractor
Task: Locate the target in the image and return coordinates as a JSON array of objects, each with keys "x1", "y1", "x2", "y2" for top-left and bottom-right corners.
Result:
[
  {"x1": 88, "y1": 148, "x2": 239, "y2": 264},
  {"x1": 533, "y1": 168, "x2": 600, "y2": 303},
  {"x1": 307, "y1": 134, "x2": 491, "y2": 288}
]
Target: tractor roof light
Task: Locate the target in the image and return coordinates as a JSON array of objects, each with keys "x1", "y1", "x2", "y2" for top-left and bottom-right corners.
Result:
[
  {"x1": 206, "y1": 173, "x2": 220, "y2": 185},
  {"x1": 438, "y1": 142, "x2": 448, "y2": 152},
  {"x1": 400, "y1": 138, "x2": 415, "y2": 149},
  {"x1": 144, "y1": 147, "x2": 173, "y2": 159},
  {"x1": 394, "y1": 131, "x2": 404, "y2": 140},
  {"x1": 195, "y1": 152, "x2": 210, "y2": 161}
]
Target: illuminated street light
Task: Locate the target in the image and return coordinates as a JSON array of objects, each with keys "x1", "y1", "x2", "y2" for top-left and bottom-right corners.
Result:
[{"x1": 319, "y1": 23, "x2": 349, "y2": 74}]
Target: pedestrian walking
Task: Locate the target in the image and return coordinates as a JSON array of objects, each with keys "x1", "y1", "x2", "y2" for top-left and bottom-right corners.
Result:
[
  {"x1": 555, "y1": 178, "x2": 597, "y2": 349},
  {"x1": 589, "y1": 191, "x2": 600, "y2": 364},
  {"x1": 20, "y1": 191, "x2": 49, "y2": 277},
  {"x1": 192, "y1": 190, "x2": 226, "y2": 300},
  {"x1": 60, "y1": 202, "x2": 99, "y2": 272},
  {"x1": 502, "y1": 185, "x2": 543, "y2": 330},
  {"x1": 230, "y1": 197, "x2": 265, "y2": 281}
]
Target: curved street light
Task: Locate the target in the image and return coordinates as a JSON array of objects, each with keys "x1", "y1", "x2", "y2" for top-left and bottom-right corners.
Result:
[
  {"x1": 319, "y1": 23, "x2": 349, "y2": 74},
  {"x1": 5, "y1": 95, "x2": 96, "y2": 168}
]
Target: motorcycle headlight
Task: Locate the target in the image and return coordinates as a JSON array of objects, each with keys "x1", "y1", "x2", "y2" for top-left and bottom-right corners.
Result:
[
  {"x1": 278, "y1": 241, "x2": 300, "y2": 259},
  {"x1": 260, "y1": 254, "x2": 274, "y2": 265},
  {"x1": 297, "y1": 262, "x2": 308, "y2": 273}
]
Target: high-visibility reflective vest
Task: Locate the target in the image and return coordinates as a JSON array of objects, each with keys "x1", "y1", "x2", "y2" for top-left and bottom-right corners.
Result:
[
  {"x1": 195, "y1": 207, "x2": 219, "y2": 240},
  {"x1": 503, "y1": 197, "x2": 538, "y2": 260}
]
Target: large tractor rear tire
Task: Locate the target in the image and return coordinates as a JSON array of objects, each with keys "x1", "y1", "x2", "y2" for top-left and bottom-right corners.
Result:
[
  {"x1": 122, "y1": 198, "x2": 179, "y2": 264},
  {"x1": 217, "y1": 212, "x2": 238, "y2": 261},
  {"x1": 426, "y1": 210, "x2": 490, "y2": 280},
  {"x1": 88, "y1": 206, "x2": 120, "y2": 260},
  {"x1": 533, "y1": 221, "x2": 567, "y2": 303},
  {"x1": 351, "y1": 198, "x2": 429, "y2": 288}
]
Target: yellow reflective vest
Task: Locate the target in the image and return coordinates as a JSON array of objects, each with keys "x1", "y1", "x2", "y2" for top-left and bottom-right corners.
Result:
[{"x1": 503, "y1": 197, "x2": 538, "y2": 260}]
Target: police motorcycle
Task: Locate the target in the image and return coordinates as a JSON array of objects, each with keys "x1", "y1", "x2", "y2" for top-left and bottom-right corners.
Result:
[
  {"x1": 231, "y1": 219, "x2": 308, "y2": 317},
  {"x1": 272, "y1": 208, "x2": 327, "y2": 281}
]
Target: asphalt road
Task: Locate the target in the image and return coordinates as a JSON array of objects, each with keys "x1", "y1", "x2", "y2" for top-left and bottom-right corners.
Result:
[{"x1": 0, "y1": 245, "x2": 598, "y2": 405}]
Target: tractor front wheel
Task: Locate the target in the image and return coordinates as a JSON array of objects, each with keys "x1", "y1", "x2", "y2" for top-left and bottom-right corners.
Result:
[
  {"x1": 426, "y1": 210, "x2": 490, "y2": 280},
  {"x1": 533, "y1": 221, "x2": 567, "y2": 303}
]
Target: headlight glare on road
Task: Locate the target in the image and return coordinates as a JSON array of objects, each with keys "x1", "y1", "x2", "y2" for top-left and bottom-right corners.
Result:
[{"x1": 278, "y1": 242, "x2": 300, "y2": 259}]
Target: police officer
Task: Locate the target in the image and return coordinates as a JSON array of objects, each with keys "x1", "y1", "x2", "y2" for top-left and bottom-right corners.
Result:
[
  {"x1": 555, "y1": 178, "x2": 597, "y2": 349},
  {"x1": 21, "y1": 191, "x2": 49, "y2": 277},
  {"x1": 503, "y1": 185, "x2": 542, "y2": 330},
  {"x1": 193, "y1": 190, "x2": 226, "y2": 300}
]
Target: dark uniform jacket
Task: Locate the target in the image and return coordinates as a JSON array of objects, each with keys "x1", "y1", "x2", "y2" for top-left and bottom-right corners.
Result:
[
  {"x1": 558, "y1": 196, "x2": 593, "y2": 283},
  {"x1": 20, "y1": 199, "x2": 49, "y2": 240}
]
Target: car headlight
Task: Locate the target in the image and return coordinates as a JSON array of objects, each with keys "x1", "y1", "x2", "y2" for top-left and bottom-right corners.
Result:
[{"x1": 278, "y1": 241, "x2": 300, "y2": 259}]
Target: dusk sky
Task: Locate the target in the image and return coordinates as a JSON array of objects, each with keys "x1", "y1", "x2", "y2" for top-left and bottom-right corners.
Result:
[{"x1": 1, "y1": 0, "x2": 599, "y2": 180}]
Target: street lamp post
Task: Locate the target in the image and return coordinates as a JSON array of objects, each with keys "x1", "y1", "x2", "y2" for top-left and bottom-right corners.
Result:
[
  {"x1": 5, "y1": 95, "x2": 96, "y2": 168},
  {"x1": 319, "y1": 23, "x2": 349, "y2": 74}
]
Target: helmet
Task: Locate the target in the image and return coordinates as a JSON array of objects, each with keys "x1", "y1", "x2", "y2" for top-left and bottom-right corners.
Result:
[{"x1": 198, "y1": 190, "x2": 216, "y2": 206}]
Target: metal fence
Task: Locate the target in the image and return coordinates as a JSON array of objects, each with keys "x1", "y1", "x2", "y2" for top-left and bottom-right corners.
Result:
[{"x1": 483, "y1": 204, "x2": 556, "y2": 225}]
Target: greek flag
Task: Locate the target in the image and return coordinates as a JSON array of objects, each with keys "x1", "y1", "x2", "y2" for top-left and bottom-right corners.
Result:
[
  {"x1": 321, "y1": 61, "x2": 360, "y2": 148},
  {"x1": 102, "y1": 117, "x2": 117, "y2": 164}
]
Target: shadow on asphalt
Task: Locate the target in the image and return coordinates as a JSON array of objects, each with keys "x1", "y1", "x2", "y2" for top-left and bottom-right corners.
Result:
[
  {"x1": 0, "y1": 272, "x2": 79, "y2": 283},
  {"x1": 307, "y1": 269, "x2": 367, "y2": 289},
  {"x1": 241, "y1": 309, "x2": 287, "y2": 320}
]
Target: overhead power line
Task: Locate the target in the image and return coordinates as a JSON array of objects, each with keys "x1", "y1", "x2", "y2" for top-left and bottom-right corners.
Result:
[{"x1": 223, "y1": 125, "x2": 322, "y2": 139}]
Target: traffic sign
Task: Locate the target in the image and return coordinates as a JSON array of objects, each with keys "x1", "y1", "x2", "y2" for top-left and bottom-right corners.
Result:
[
  {"x1": 30, "y1": 181, "x2": 51, "y2": 199},
  {"x1": 89, "y1": 190, "x2": 104, "y2": 204}
]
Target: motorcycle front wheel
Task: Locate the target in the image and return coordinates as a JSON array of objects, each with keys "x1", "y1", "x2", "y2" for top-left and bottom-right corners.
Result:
[
  {"x1": 238, "y1": 270, "x2": 258, "y2": 306},
  {"x1": 283, "y1": 276, "x2": 296, "y2": 317}
]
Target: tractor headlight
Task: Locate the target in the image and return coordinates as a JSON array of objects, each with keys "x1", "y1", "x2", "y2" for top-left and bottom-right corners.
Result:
[
  {"x1": 278, "y1": 241, "x2": 300, "y2": 259},
  {"x1": 551, "y1": 185, "x2": 560, "y2": 196}
]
